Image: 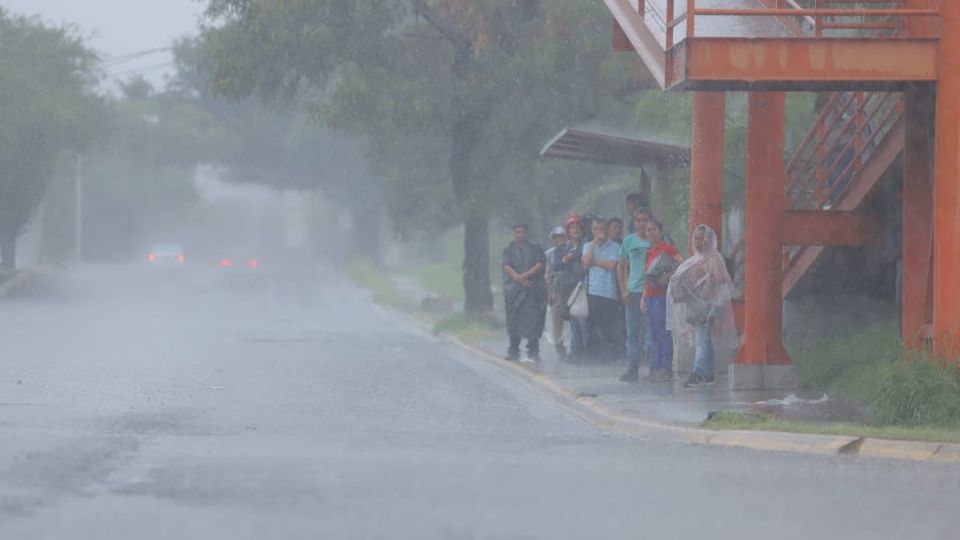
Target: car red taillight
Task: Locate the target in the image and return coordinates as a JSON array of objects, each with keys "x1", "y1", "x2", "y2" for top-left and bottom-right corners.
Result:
[
  {"x1": 148, "y1": 253, "x2": 157, "y2": 263},
  {"x1": 177, "y1": 254, "x2": 185, "y2": 263},
  {"x1": 247, "y1": 259, "x2": 260, "y2": 269},
  {"x1": 220, "y1": 258, "x2": 233, "y2": 268}
]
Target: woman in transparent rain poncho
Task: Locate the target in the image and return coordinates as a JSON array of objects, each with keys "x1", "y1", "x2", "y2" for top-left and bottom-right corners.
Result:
[{"x1": 666, "y1": 225, "x2": 739, "y2": 388}]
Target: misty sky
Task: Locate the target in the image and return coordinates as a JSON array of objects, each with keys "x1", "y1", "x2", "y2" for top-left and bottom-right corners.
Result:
[{"x1": 1, "y1": 0, "x2": 202, "y2": 84}]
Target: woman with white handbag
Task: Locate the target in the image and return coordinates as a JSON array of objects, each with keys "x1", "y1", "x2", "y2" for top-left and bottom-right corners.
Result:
[{"x1": 554, "y1": 213, "x2": 588, "y2": 361}]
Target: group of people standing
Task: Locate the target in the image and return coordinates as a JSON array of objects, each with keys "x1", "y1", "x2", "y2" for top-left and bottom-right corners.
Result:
[{"x1": 501, "y1": 195, "x2": 738, "y2": 388}]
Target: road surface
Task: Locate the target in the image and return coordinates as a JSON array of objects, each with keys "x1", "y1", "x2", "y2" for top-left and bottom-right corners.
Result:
[{"x1": 0, "y1": 265, "x2": 956, "y2": 539}]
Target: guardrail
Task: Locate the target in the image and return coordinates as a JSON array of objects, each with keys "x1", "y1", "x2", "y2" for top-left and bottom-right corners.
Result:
[{"x1": 640, "y1": 0, "x2": 940, "y2": 49}]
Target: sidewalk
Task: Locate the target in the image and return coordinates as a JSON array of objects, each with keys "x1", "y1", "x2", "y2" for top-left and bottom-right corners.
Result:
[
  {"x1": 372, "y1": 270, "x2": 960, "y2": 460},
  {"x1": 475, "y1": 334, "x2": 872, "y2": 429},
  {"x1": 387, "y1": 271, "x2": 871, "y2": 429}
]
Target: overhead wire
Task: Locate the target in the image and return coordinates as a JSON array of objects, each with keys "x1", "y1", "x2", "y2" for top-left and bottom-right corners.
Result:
[{"x1": 97, "y1": 47, "x2": 172, "y2": 68}]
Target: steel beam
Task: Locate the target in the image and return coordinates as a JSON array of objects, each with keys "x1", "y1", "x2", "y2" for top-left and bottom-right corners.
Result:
[
  {"x1": 689, "y1": 92, "x2": 726, "y2": 253},
  {"x1": 669, "y1": 38, "x2": 938, "y2": 90},
  {"x1": 933, "y1": 1, "x2": 960, "y2": 359},
  {"x1": 903, "y1": 84, "x2": 935, "y2": 349},
  {"x1": 737, "y1": 92, "x2": 791, "y2": 369}
]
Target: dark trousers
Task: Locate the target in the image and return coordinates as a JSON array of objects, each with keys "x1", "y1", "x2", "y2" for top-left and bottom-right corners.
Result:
[{"x1": 586, "y1": 294, "x2": 623, "y2": 361}]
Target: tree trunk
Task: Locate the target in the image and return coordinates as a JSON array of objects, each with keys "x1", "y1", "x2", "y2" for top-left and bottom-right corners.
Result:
[
  {"x1": 462, "y1": 209, "x2": 493, "y2": 313},
  {"x1": 0, "y1": 231, "x2": 17, "y2": 272}
]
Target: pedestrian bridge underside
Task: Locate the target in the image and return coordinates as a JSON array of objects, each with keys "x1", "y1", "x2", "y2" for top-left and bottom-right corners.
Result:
[{"x1": 608, "y1": 0, "x2": 940, "y2": 91}]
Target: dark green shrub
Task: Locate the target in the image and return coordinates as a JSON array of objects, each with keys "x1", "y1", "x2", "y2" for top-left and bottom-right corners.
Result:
[{"x1": 873, "y1": 357, "x2": 960, "y2": 426}]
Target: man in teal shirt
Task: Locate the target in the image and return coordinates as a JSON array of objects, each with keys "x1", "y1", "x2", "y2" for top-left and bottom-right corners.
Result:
[{"x1": 617, "y1": 209, "x2": 652, "y2": 382}]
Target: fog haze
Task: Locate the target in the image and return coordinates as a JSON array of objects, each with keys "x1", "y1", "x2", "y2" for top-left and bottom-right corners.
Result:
[{"x1": 1, "y1": 0, "x2": 201, "y2": 82}]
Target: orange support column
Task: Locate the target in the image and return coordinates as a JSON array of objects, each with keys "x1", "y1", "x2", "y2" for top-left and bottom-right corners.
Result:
[
  {"x1": 689, "y1": 92, "x2": 726, "y2": 251},
  {"x1": 902, "y1": 85, "x2": 934, "y2": 349},
  {"x1": 732, "y1": 92, "x2": 796, "y2": 390},
  {"x1": 934, "y1": 2, "x2": 960, "y2": 360}
]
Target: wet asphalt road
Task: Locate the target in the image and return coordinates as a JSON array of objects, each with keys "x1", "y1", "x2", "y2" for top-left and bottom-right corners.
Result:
[{"x1": 0, "y1": 265, "x2": 957, "y2": 539}]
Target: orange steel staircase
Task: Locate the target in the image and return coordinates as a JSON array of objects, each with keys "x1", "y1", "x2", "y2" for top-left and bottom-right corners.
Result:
[{"x1": 729, "y1": 89, "x2": 905, "y2": 298}]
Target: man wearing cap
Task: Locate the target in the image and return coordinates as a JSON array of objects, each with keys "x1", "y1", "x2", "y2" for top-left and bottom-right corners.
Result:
[{"x1": 544, "y1": 226, "x2": 569, "y2": 358}]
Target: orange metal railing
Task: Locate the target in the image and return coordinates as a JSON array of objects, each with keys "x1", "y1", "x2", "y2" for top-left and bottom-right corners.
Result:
[
  {"x1": 640, "y1": 0, "x2": 940, "y2": 49},
  {"x1": 730, "y1": 90, "x2": 905, "y2": 294}
]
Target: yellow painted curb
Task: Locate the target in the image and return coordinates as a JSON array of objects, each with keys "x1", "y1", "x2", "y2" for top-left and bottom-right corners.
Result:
[
  {"x1": 707, "y1": 430, "x2": 861, "y2": 456},
  {"x1": 443, "y1": 333, "x2": 960, "y2": 464},
  {"x1": 858, "y1": 439, "x2": 942, "y2": 461},
  {"x1": 930, "y1": 443, "x2": 960, "y2": 463}
]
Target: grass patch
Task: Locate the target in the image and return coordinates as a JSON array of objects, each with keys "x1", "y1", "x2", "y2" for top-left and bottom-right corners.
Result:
[
  {"x1": 346, "y1": 259, "x2": 407, "y2": 307},
  {"x1": 788, "y1": 324, "x2": 960, "y2": 433},
  {"x1": 874, "y1": 356, "x2": 960, "y2": 426},
  {"x1": 433, "y1": 312, "x2": 499, "y2": 344},
  {"x1": 792, "y1": 324, "x2": 901, "y2": 403},
  {"x1": 405, "y1": 261, "x2": 464, "y2": 302},
  {"x1": 703, "y1": 411, "x2": 960, "y2": 443}
]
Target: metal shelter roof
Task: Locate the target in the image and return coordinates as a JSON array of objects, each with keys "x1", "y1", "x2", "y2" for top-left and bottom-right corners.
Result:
[{"x1": 540, "y1": 128, "x2": 690, "y2": 169}]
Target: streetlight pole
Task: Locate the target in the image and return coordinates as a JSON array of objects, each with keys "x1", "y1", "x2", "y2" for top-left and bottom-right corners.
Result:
[{"x1": 75, "y1": 153, "x2": 83, "y2": 264}]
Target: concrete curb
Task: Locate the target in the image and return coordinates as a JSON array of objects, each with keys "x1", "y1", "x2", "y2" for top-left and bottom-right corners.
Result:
[
  {"x1": 0, "y1": 266, "x2": 49, "y2": 298},
  {"x1": 441, "y1": 334, "x2": 960, "y2": 464}
]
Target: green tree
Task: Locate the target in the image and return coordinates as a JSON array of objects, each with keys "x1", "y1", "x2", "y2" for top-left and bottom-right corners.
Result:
[
  {"x1": 199, "y1": 0, "x2": 633, "y2": 312},
  {"x1": 0, "y1": 9, "x2": 104, "y2": 269}
]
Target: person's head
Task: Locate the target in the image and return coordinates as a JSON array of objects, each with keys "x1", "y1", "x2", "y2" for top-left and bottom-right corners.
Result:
[
  {"x1": 564, "y1": 214, "x2": 583, "y2": 240},
  {"x1": 693, "y1": 224, "x2": 717, "y2": 254},
  {"x1": 646, "y1": 219, "x2": 663, "y2": 244},
  {"x1": 626, "y1": 193, "x2": 645, "y2": 215},
  {"x1": 633, "y1": 208, "x2": 653, "y2": 238},
  {"x1": 549, "y1": 226, "x2": 567, "y2": 247},
  {"x1": 513, "y1": 223, "x2": 529, "y2": 244},
  {"x1": 608, "y1": 218, "x2": 624, "y2": 242},
  {"x1": 591, "y1": 218, "x2": 609, "y2": 243}
]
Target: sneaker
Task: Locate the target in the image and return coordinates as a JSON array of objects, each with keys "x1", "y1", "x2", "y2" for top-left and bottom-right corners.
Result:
[
  {"x1": 642, "y1": 369, "x2": 661, "y2": 382},
  {"x1": 701, "y1": 375, "x2": 716, "y2": 386},
  {"x1": 619, "y1": 369, "x2": 640, "y2": 382},
  {"x1": 528, "y1": 353, "x2": 541, "y2": 362},
  {"x1": 505, "y1": 352, "x2": 520, "y2": 362},
  {"x1": 683, "y1": 373, "x2": 704, "y2": 388},
  {"x1": 652, "y1": 370, "x2": 674, "y2": 382}
]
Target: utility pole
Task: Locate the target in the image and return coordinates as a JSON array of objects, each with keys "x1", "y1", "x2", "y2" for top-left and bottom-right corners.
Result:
[{"x1": 75, "y1": 153, "x2": 83, "y2": 264}]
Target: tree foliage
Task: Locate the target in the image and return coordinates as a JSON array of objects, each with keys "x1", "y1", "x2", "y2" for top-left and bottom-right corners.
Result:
[
  {"x1": 199, "y1": 0, "x2": 635, "y2": 311},
  {"x1": 0, "y1": 9, "x2": 105, "y2": 269}
]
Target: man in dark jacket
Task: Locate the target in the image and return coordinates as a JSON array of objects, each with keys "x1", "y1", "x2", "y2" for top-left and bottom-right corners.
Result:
[{"x1": 502, "y1": 224, "x2": 547, "y2": 361}]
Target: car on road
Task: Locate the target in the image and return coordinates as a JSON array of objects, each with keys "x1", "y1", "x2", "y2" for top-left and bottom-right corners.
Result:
[{"x1": 147, "y1": 244, "x2": 186, "y2": 266}]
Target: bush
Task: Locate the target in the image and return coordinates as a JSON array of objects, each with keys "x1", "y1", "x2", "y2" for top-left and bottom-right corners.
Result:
[{"x1": 873, "y1": 357, "x2": 960, "y2": 426}]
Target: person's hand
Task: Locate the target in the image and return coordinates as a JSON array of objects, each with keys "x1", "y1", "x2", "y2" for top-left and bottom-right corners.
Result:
[
  {"x1": 548, "y1": 293, "x2": 558, "y2": 304},
  {"x1": 562, "y1": 253, "x2": 574, "y2": 264},
  {"x1": 621, "y1": 291, "x2": 632, "y2": 304},
  {"x1": 640, "y1": 298, "x2": 648, "y2": 312}
]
